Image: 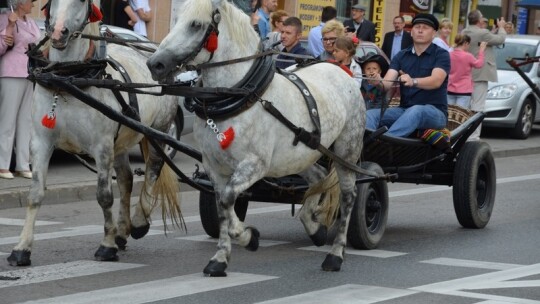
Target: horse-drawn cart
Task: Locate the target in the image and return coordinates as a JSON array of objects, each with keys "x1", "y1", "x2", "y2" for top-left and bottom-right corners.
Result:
[{"x1": 194, "y1": 106, "x2": 496, "y2": 250}]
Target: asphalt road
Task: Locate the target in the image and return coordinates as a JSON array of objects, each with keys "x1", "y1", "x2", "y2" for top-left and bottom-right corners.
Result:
[{"x1": 0, "y1": 153, "x2": 539, "y2": 304}]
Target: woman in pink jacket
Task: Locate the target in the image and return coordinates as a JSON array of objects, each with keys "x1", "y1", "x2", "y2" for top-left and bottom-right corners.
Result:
[
  {"x1": 447, "y1": 34, "x2": 486, "y2": 109},
  {"x1": 0, "y1": 0, "x2": 41, "y2": 179}
]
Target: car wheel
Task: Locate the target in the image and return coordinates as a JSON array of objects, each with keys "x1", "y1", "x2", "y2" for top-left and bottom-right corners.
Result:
[{"x1": 511, "y1": 98, "x2": 534, "y2": 139}]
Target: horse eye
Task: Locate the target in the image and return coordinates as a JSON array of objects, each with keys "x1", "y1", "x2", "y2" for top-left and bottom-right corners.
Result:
[{"x1": 191, "y1": 21, "x2": 202, "y2": 30}]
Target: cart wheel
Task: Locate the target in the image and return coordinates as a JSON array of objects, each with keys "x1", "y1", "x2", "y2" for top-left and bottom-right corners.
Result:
[
  {"x1": 347, "y1": 162, "x2": 389, "y2": 249},
  {"x1": 453, "y1": 141, "x2": 496, "y2": 228},
  {"x1": 199, "y1": 191, "x2": 249, "y2": 238}
]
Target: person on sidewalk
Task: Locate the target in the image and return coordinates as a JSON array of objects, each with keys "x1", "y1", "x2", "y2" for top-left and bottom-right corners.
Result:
[
  {"x1": 256, "y1": 0, "x2": 277, "y2": 40},
  {"x1": 365, "y1": 13, "x2": 450, "y2": 138},
  {"x1": 130, "y1": 0, "x2": 152, "y2": 37},
  {"x1": 381, "y1": 16, "x2": 413, "y2": 60},
  {"x1": 0, "y1": 0, "x2": 41, "y2": 179},
  {"x1": 113, "y1": 0, "x2": 138, "y2": 30},
  {"x1": 307, "y1": 6, "x2": 337, "y2": 58},
  {"x1": 343, "y1": 3, "x2": 376, "y2": 43},
  {"x1": 462, "y1": 9, "x2": 506, "y2": 141}
]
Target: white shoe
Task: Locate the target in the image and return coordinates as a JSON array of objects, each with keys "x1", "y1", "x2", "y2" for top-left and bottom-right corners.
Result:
[
  {"x1": 0, "y1": 171, "x2": 14, "y2": 179},
  {"x1": 16, "y1": 171, "x2": 32, "y2": 179}
]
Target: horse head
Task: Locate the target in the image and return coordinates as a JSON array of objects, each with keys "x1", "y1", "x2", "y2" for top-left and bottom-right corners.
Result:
[
  {"x1": 44, "y1": 0, "x2": 99, "y2": 61},
  {"x1": 147, "y1": 0, "x2": 259, "y2": 84}
]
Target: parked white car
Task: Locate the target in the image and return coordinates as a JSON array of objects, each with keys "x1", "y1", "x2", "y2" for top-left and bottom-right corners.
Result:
[{"x1": 485, "y1": 35, "x2": 540, "y2": 139}]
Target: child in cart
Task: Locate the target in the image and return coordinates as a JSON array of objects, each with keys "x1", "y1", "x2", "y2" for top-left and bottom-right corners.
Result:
[{"x1": 359, "y1": 53, "x2": 389, "y2": 110}]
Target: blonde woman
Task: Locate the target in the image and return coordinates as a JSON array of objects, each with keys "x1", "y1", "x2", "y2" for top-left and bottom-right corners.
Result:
[
  {"x1": 433, "y1": 17, "x2": 452, "y2": 51},
  {"x1": 318, "y1": 20, "x2": 345, "y2": 61},
  {"x1": 264, "y1": 10, "x2": 288, "y2": 50},
  {"x1": 448, "y1": 34, "x2": 486, "y2": 109}
]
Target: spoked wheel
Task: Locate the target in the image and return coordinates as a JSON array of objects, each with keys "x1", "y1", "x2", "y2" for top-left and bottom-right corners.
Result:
[
  {"x1": 199, "y1": 191, "x2": 249, "y2": 238},
  {"x1": 347, "y1": 162, "x2": 389, "y2": 249},
  {"x1": 453, "y1": 141, "x2": 496, "y2": 228}
]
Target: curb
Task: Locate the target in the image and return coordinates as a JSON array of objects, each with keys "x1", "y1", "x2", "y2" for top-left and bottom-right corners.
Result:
[{"x1": 1, "y1": 146, "x2": 538, "y2": 211}]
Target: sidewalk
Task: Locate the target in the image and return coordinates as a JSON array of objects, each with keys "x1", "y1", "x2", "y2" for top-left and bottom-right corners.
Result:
[{"x1": 1, "y1": 127, "x2": 540, "y2": 210}]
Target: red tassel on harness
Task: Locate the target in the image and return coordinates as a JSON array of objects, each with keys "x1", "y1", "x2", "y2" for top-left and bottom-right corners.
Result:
[
  {"x1": 41, "y1": 111, "x2": 56, "y2": 129},
  {"x1": 205, "y1": 31, "x2": 218, "y2": 53},
  {"x1": 89, "y1": 4, "x2": 103, "y2": 23},
  {"x1": 219, "y1": 127, "x2": 235, "y2": 150}
]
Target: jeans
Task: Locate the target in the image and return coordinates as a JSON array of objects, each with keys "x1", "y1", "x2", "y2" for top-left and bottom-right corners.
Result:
[
  {"x1": 366, "y1": 105, "x2": 447, "y2": 137},
  {"x1": 447, "y1": 95, "x2": 471, "y2": 109}
]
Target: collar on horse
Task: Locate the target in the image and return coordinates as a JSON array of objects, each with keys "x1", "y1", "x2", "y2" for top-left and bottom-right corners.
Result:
[{"x1": 185, "y1": 52, "x2": 275, "y2": 120}]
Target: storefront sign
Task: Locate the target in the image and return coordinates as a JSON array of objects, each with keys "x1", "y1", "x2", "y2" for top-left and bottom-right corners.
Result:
[
  {"x1": 297, "y1": 0, "x2": 337, "y2": 37},
  {"x1": 373, "y1": 0, "x2": 384, "y2": 46},
  {"x1": 516, "y1": 7, "x2": 528, "y2": 35},
  {"x1": 400, "y1": 0, "x2": 431, "y2": 30}
]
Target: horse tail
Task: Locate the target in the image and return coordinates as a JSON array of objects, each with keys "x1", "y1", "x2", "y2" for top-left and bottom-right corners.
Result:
[
  {"x1": 301, "y1": 166, "x2": 341, "y2": 227},
  {"x1": 140, "y1": 137, "x2": 186, "y2": 232}
]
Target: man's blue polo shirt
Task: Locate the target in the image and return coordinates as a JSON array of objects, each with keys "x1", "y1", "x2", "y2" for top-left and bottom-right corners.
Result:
[
  {"x1": 276, "y1": 43, "x2": 308, "y2": 69},
  {"x1": 391, "y1": 43, "x2": 450, "y2": 116}
]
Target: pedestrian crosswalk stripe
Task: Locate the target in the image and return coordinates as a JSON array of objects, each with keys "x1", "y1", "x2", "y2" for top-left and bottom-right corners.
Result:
[
  {"x1": 255, "y1": 284, "x2": 418, "y2": 303},
  {"x1": 0, "y1": 225, "x2": 163, "y2": 246},
  {"x1": 298, "y1": 246, "x2": 407, "y2": 258},
  {"x1": 177, "y1": 234, "x2": 289, "y2": 247},
  {"x1": 421, "y1": 258, "x2": 524, "y2": 270},
  {"x1": 20, "y1": 272, "x2": 277, "y2": 304},
  {"x1": 0, "y1": 260, "x2": 144, "y2": 289},
  {"x1": 0, "y1": 252, "x2": 7, "y2": 256},
  {"x1": 0, "y1": 218, "x2": 62, "y2": 226}
]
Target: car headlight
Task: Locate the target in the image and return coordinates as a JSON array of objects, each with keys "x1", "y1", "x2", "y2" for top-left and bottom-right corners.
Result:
[{"x1": 487, "y1": 84, "x2": 517, "y2": 99}]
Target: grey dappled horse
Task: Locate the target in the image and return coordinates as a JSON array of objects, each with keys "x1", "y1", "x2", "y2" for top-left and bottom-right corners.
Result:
[
  {"x1": 147, "y1": 0, "x2": 366, "y2": 276},
  {"x1": 7, "y1": 0, "x2": 181, "y2": 266}
]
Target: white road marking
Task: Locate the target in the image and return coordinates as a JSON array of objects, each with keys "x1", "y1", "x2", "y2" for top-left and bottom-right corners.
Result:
[
  {"x1": 0, "y1": 225, "x2": 163, "y2": 246},
  {"x1": 0, "y1": 260, "x2": 144, "y2": 289},
  {"x1": 473, "y1": 301, "x2": 521, "y2": 304},
  {"x1": 298, "y1": 245, "x2": 407, "y2": 258},
  {"x1": 0, "y1": 252, "x2": 7, "y2": 256},
  {"x1": 19, "y1": 272, "x2": 277, "y2": 304},
  {"x1": 411, "y1": 263, "x2": 540, "y2": 303},
  {"x1": 421, "y1": 258, "x2": 524, "y2": 270},
  {"x1": 0, "y1": 218, "x2": 62, "y2": 226},
  {"x1": 256, "y1": 284, "x2": 418, "y2": 304},
  {"x1": 176, "y1": 234, "x2": 289, "y2": 247}
]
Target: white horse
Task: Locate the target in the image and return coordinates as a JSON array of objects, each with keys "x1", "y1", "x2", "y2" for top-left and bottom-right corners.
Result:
[
  {"x1": 7, "y1": 0, "x2": 181, "y2": 266},
  {"x1": 147, "y1": 0, "x2": 365, "y2": 275}
]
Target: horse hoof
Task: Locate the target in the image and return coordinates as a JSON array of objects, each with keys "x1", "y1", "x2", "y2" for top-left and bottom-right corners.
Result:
[
  {"x1": 245, "y1": 227, "x2": 260, "y2": 252},
  {"x1": 203, "y1": 260, "x2": 227, "y2": 277},
  {"x1": 94, "y1": 245, "x2": 119, "y2": 262},
  {"x1": 309, "y1": 226, "x2": 327, "y2": 247},
  {"x1": 130, "y1": 224, "x2": 150, "y2": 240},
  {"x1": 321, "y1": 254, "x2": 343, "y2": 272},
  {"x1": 7, "y1": 250, "x2": 31, "y2": 266},
  {"x1": 115, "y1": 236, "x2": 127, "y2": 250}
]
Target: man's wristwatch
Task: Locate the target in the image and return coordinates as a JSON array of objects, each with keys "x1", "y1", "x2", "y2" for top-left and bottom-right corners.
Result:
[{"x1": 412, "y1": 78, "x2": 418, "y2": 87}]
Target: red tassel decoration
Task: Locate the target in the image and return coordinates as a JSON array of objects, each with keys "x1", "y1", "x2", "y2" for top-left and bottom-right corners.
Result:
[
  {"x1": 41, "y1": 111, "x2": 56, "y2": 129},
  {"x1": 219, "y1": 127, "x2": 235, "y2": 150},
  {"x1": 205, "y1": 31, "x2": 219, "y2": 53},
  {"x1": 89, "y1": 4, "x2": 103, "y2": 23}
]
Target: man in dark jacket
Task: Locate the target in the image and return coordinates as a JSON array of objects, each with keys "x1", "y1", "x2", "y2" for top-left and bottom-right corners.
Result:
[
  {"x1": 343, "y1": 4, "x2": 376, "y2": 42},
  {"x1": 381, "y1": 16, "x2": 413, "y2": 60},
  {"x1": 275, "y1": 17, "x2": 308, "y2": 69}
]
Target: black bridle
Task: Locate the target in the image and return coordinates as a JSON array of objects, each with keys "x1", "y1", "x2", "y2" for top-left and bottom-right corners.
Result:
[{"x1": 178, "y1": 9, "x2": 221, "y2": 67}]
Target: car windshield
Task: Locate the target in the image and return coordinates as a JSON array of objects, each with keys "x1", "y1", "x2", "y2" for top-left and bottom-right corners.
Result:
[{"x1": 494, "y1": 42, "x2": 538, "y2": 72}]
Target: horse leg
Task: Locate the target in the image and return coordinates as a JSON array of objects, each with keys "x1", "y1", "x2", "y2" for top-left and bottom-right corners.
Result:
[
  {"x1": 203, "y1": 158, "x2": 265, "y2": 277},
  {"x1": 93, "y1": 148, "x2": 119, "y2": 261},
  {"x1": 131, "y1": 139, "x2": 161, "y2": 239},
  {"x1": 7, "y1": 139, "x2": 54, "y2": 266},
  {"x1": 113, "y1": 152, "x2": 133, "y2": 250},
  {"x1": 298, "y1": 164, "x2": 330, "y2": 246},
  {"x1": 321, "y1": 128, "x2": 364, "y2": 271},
  {"x1": 131, "y1": 138, "x2": 181, "y2": 239}
]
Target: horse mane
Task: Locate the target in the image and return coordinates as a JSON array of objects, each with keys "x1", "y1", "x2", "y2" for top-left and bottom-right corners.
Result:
[{"x1": 182, "y1": 0, "x2": 257, "y2": 53}]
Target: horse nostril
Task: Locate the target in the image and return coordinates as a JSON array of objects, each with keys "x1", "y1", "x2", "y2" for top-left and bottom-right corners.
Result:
[
  {"x1": 154, "y1": 62, "x2": 165, "y2": 72},
  {"x1": 61, "y1": 27, "x2": 69, "y2": 35}
]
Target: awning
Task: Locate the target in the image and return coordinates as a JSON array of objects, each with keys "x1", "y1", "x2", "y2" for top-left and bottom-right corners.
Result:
[{"x1": 516, "y1": 0, "x2": 540, "y2": 9}]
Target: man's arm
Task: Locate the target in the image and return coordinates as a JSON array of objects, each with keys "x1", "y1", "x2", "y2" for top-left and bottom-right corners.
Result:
[
  {"x1": 135, "y1": 8, "x2": 152, "y2": 22},
  {"x1": 399, "y1": 67, "x2": 447, "y2": 89}
]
